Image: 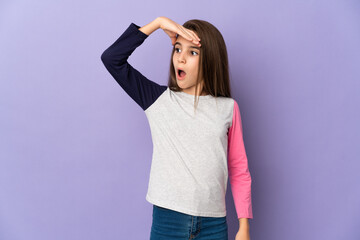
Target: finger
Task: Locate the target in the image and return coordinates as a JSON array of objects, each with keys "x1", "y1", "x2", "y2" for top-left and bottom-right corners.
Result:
[
  {"x1": 177, "y1": 26, "x2": 201, "y2": 46},
  {"x1": 178, "y1": 26, "x2": 194, "y2": 41},
  {"x1": 186, "y1": 29, "x2": 199, "y2": 42},
  {"x1": 182, "y1": 28, "x2": 198, "y2": 41},
  {"x1": 189, "y1": 30, "x2": 201, "y2": 41},
  {"x1": 185, "y1": 29, "x2": 200, "y2": 44}
]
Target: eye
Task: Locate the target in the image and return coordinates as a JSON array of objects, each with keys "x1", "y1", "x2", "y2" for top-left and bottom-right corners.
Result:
[{"x1": 174, "y1": 47, "x2": 198, "y2": 56}]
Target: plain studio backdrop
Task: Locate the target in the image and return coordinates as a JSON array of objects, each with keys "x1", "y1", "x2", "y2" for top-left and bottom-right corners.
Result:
[{"x1": 0, "y1": 0, "x2": 359, "y2": 239}]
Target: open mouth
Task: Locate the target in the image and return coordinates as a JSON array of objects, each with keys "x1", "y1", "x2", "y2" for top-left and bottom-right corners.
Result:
[{"x1": 177, "y1": 69, "x2": 186, "y2": 79}]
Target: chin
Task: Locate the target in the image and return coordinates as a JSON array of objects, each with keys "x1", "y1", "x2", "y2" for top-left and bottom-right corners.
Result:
[{"x1": 176, "y1": 80, "x2": 186, "y2": 88}]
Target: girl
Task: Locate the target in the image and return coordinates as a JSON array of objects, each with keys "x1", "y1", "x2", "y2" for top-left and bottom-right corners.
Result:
[{"x1": 101, "y1": 16, "x2": 253, "y2": 240}]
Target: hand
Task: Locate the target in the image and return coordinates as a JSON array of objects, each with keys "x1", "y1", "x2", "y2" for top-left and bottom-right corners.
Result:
[
  {"x1": 156, "y1": 16, "x2": 201, "y2": 47},
  {"x1": 235, "y1": 228, "x2": 250, "y2": 240}
]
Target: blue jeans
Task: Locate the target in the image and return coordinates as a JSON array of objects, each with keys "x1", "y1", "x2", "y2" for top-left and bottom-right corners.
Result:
[{"x1": 150, "y1": 205, "x2": 228, "y2": 240}]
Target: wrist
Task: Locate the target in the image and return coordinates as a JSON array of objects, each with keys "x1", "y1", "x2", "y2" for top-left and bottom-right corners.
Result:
[
  {"x1": 239, "y1": 218, "x2": 249, "y2": 228},
  {"x1": 239, "y1": 224, "x2": 249, "y2": 230},
  {"x1": 155, "y1": 17, "x2": 162, "y2": 29},
  {"x1": 139, "y1": 18, "x2": 160, "y2": 36}
]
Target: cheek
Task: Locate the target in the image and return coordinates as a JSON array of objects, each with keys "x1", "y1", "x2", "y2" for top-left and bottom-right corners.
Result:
[{"x1": 190, "y1": 60, "x2": 199, "y2": 73}]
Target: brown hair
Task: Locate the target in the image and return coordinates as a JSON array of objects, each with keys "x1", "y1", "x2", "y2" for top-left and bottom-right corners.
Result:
[{"x1": 167, "y1": 19, "x2": 232, "y2": 111}]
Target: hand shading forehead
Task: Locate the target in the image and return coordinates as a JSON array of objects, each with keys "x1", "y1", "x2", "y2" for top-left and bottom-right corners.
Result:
[
  {"x1": 175, "y1": 35, "x2": 200, "y2": 48},
  {"x1": 174, "y1": 41, "x2": 201, "y2": 50}
]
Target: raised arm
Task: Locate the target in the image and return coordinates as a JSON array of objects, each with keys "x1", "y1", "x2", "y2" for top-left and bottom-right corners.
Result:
[{"x1": 100, "y1": 18, "x2": 167, "y2": 111}]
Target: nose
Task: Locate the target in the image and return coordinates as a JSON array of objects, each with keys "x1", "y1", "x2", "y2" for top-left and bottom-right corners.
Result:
[{"x1": 177, "y1": 52, "x2": 185, "y2": 63}]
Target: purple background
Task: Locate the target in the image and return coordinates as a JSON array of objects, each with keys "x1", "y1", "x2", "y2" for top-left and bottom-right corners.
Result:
[{"x1": 1, "y1": 0, "x2": 359, "y2": 239}]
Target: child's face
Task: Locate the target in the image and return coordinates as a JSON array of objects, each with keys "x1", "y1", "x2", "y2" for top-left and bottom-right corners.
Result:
[{"x1": 173, "y1": 35, "x2": 203, "y2": 95}]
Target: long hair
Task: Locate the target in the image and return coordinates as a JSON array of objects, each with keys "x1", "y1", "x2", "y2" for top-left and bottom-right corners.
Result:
[{"x1": 167, "y1": 19, "x2": 232, "y2": 111}]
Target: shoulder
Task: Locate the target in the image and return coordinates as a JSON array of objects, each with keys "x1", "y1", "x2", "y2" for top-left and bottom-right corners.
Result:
[{"x1": 215, "y1": 96, "x2": 236, "y2": 111}]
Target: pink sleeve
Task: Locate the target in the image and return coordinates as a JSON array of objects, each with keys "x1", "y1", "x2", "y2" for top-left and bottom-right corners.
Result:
[{"x1": 227, "y1": 99, "x2": 253, "y2": 219}]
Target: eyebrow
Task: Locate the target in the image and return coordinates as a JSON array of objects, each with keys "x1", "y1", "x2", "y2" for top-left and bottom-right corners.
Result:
[{"x1": 174, "y1": 42, "x2": 200, "y2": 50}]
